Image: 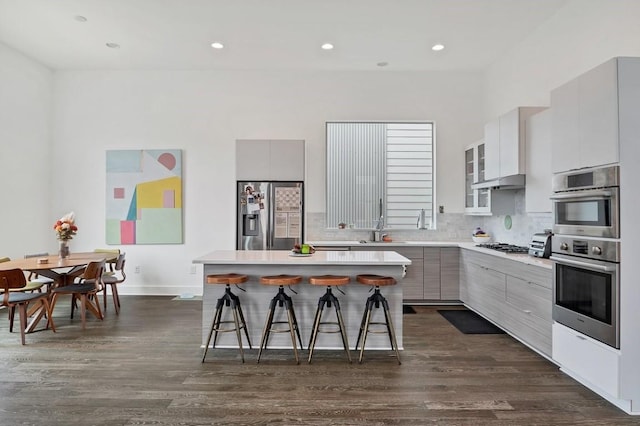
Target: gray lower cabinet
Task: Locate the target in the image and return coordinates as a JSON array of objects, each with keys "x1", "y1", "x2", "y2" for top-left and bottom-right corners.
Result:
[
  {"x1": 352, "y1": 246, "x2": 424, "y2": 299},
  {"x1": 460, "y1": 249, "x2": 552, "y2": 357},
  {"x1": 423, "y1": 248, "x2": 440, "y2": 299},
  {"x1": 440, "y1": 247, "x2": 460, "y2": 300},
  {"x1": 351, "y1": 246, "x2": 459, "y2": 302},
  {"x1": 460, "y1": 255, "x2": 506, "y2": 324},
  {"x1": 393, "y1": 247, "x2": 424, "y2": 299}
]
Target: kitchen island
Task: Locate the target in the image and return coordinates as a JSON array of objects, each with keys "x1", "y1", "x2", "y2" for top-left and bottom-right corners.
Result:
[{"x1": 193, "y1": 250, "x2": 411, "y2": 351}]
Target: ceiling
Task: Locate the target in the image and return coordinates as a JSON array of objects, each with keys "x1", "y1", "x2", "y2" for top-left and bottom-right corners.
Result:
[{"x1": 0, "y1": 0, "x2": 568, "y2": 72}]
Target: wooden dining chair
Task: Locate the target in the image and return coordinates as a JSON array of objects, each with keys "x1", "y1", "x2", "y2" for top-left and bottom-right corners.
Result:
[
  {"x1": 94, "y1": 248, "x2": 120, "y2": 274},
  {"x1": 23, "y1": 252, "x2": 53, "y2": 292},
  {"x1": 1, "y1": 256, "x2": 46, "y2": 293},
  {"x1": 1, "y1": 268, "x2": 56, "y2": 344},
  {"x1": 101, "y1": 253, "x2": 126, "y2": 314},
  {"x1": 50, "y1": 260, "x2": 105, "y2": 329}
]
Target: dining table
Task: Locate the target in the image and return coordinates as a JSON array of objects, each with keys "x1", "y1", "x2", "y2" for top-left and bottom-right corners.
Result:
[{"x1": 0, "y1": 252, "x2": 116, "y2": 332}]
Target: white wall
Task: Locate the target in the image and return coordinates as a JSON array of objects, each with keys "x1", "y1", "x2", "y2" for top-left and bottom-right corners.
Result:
[
  {"x1": 11, "y1": 0, "x2": 640, "y2": 295},
  {"x1": 0, "y1": 42, "x2": 52, "y2": 260},
  {"x1": 484, "y1": 0, "x2": 640, "y2": 119},
  {"x1": 50, "y1": 69, "x2": 483, "y2": 295}
]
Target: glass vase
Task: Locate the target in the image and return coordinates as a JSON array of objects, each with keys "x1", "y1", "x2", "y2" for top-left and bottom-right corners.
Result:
[{"x1": 58, "y1": 240, "x2": 70, "y2": 259}]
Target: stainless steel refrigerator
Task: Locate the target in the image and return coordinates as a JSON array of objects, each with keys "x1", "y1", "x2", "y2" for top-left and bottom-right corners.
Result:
[{"x1": 237, "y1": 181, "x2": 304, "y2": 250}]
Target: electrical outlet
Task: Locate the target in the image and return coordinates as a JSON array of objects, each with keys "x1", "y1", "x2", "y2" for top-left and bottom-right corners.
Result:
[
  {"x1": 134, "y1": 265, "x2": 141, "y2": 274},
  {"x1": 189, "y1": 265, "x2": 197, "y2": 274},
  {"x1": 439, "y1": 205, "x2": 445, "y2": 214}
]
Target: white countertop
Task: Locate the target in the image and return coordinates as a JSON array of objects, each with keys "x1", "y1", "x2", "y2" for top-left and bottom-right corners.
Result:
[
  {"x1": 307, "y1": 240, "x2": 460, "y2": 247},
  {"x1": 458, "y1": 243, "x2": 553, "y2": 269},
  {"x1": 193, "y1": 250, "x2": 412, "y2": 266},
  {"x1": 306, "y1": 240, "x2": 553, "y2": 269}
]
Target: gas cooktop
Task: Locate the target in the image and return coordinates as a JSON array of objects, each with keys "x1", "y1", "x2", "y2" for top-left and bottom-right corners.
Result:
[{"x1": 476, "y1": 243, "x2": 530, "y2": 254}]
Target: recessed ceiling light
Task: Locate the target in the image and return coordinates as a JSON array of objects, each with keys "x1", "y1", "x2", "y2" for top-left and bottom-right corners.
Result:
[
  {"x1": 106, "y1": 43, "x2": 120, "y2": 49},
  {"x1": 432, "y1": 43, "x2": 445, "y2": 51},
  {"x1": 211, "y1": 42, "x2": 224, "y2": 49},
  {"x1": 377, "y1": 62, "x2": 389, "y2": 67},
  {"x1": 321, "y1": 43, "x2": 334, "y2": 50},
  {"x1": 74, "y1": 15, "x2": 87, "y2": 22}
]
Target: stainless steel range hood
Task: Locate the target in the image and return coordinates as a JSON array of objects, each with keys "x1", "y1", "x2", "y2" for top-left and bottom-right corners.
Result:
[{"x1": 471, "y1": 174, "x2": 525, "y2": 190}]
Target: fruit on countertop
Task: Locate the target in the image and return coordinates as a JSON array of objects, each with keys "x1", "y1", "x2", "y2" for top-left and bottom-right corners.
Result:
[{"x1": 292, "y1": 244, "x2": 316, "y2": 254}]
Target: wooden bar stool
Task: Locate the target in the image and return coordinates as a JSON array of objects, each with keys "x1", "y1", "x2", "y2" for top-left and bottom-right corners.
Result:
[
  {"x1": 202, "y1": 273, "x2": 252, "y2": 363},
  {"x1": 307, "y1": 275, "x2": 352, "y2": 363},
  {"x1": 257, "y1": 274, "x2": 304, "y2": 364},
  {"x1": 354, "y1": 274, "x2": 401, "y2": 364}
]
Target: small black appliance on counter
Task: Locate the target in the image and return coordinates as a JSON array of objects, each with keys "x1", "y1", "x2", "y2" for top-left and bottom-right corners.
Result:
[{"x1": 528, "y1": 230, "x2": 552, "y2": 258}]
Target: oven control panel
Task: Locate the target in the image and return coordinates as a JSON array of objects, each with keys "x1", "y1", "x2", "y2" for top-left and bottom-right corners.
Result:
[{"x1": 552, "y1": 235, "x2": 619, "y2": 263}]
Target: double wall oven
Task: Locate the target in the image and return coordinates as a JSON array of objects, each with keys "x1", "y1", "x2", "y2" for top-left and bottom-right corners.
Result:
[{"x1": 550, "y1": 165, "x2": 620, "y2": 348}]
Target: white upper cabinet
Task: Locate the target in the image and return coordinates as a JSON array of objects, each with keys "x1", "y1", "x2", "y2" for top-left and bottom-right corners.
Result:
[
  {"x1": 551, "y1": 58, "x2": 620, "y2": 173},
  {"x1": 269, "y1": 140, "x2": 305, "y2": 180},
  {"x1": 483, "y1": 120, "x2": 500, "y2": 180},
  {"x1": 525, "y1": 109, "x2": 552, "y2": 213},
  {"x1": 236, "y1": 139, "x2": 305, "y2": 181},
  {"x1": 464, "y1": 140, "x2": 490, "y2": 215},
  {"x1": 484, "y1": 107, "x2": 546, "y2": 180},
  {"x1": 498, "y1": 108, "x2": 521, "y2": 177}
]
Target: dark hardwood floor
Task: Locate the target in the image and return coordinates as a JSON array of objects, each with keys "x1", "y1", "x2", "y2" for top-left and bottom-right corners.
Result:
[{"x1": 1, "y1": 297, "x2": 638, "y2": 425}]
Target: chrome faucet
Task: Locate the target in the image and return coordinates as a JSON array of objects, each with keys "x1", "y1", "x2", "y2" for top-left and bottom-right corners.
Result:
[
  {"x1": 376, "y1": 198, "x2": 384, "y2": 229},
  {"x1": 375, "y1": 216, "x2": 384, "y2": 230},
  {"x1": 372, "y1": 199, "x2": 384, "y2": 241}
]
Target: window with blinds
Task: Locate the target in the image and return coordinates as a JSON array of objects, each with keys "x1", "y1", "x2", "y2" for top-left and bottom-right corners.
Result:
[
  {"x1": 326, "y1": 121, "x2": 435, "y2": 230},
  {"x1": 385, "y1": 123, "x2": 434, "y2": 228}
]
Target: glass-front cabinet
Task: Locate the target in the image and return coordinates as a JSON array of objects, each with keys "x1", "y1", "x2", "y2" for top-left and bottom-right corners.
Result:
[{"x1": 464, "y1": 141, "x2": 491, "y2": 215}]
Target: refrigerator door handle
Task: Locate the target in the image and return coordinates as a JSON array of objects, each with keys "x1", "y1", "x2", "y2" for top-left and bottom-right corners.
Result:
[{"x1": 268, "y1": 183, "x2": 275, "y2": 249}]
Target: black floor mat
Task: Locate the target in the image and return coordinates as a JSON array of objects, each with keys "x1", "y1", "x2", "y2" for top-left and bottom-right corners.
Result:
[
  {"x1": 437, "y1": 309, "x2": 505, "y2": 334},
  {"x1": 403, "y1": 305, "x2": 416, "y2": 314}
]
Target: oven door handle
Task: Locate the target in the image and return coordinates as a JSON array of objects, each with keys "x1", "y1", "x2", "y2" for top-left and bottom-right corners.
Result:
[
  {"x1": 550, "y1": 256, "x2": 617, "y2": 272},
  {"x1": 549, "y1": 190, "x2": 612, "y2": 200}
]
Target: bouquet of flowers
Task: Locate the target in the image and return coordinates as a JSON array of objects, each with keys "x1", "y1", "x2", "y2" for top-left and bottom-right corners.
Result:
[{"x1": 54, "y1": 211, "x2": 78, "y2": 241}]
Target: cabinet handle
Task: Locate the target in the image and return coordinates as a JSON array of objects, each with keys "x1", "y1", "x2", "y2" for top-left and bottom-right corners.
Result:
[
  {"x1": 576, "y1": 335, "x2": 587, "y2": 341},
  {"x1": 523, "y1": 310, "x2": 532, "y2": 314}
]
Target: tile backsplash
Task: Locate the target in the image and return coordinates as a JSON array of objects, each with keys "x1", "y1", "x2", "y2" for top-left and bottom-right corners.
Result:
[
  {"x1": 480, "y1": 190, "x2": 552, "y2": 246},
  {"x1": 306, "y1": 190, "x2": 552, "y2": 246}
]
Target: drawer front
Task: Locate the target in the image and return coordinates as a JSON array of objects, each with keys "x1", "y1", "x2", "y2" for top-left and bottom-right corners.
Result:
[
  {"x1": 462, "y1": 249, "x2": 505, "y2": 270},
  {"x1": 505, "y1": 275, "x2": 552, "y2": 322},
  {"x1": 462, "y1": 249, "x2": 551, "y2": 290},
  {"x1": 502, "y1": 262, "x2": 551, "y2": 289},
  {"x1": 553, "y1": 323, "x2": 620, "y2": 397},
  {"x1": 502, "y1": 302, "x2": 552, "y2": 356},
  {"x1": 461, "y1": 260, "x2": 506, "y2": 323}
]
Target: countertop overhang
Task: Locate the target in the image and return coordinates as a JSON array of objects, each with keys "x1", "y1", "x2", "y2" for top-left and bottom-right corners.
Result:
[{"x1": 193, "y1": 249, "x2": 412, "y2": 266}]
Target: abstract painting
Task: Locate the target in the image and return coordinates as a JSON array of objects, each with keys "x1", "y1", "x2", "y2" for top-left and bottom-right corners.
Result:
[{"x1": 106, "y1": 149, "x2": 183, "y2": 244}]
